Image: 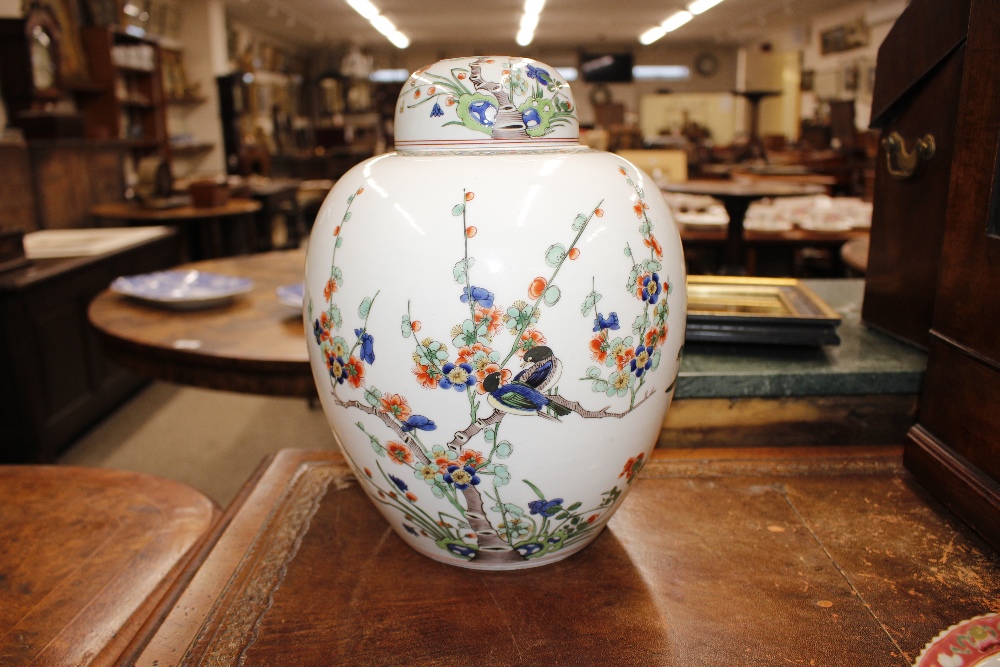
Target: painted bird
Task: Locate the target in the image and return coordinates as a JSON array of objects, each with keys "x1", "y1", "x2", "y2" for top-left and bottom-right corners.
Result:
[
  {"x1": 513, "y1": 345, "x2": 562, "y2": 393},
  {"x1": 483, "y1": 368, "x2": 570, "y2": 420}
]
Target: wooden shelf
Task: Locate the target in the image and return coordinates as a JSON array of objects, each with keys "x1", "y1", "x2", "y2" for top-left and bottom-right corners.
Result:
[
  {"x1": 115, "y1": 64, "x2": 156, "y2": 75},
  {"x1": 118, "y1": 97, "x2": 154, "y2": 108},
  {"x1": 170, "y1": 142, "x2": 214, "y2": 155},
  {"x1": 128, "y1": 138, "x2": 164, "y2": 149},
  {"x1": 166, "y1": 95, "x2": 207, "y2": 107}
]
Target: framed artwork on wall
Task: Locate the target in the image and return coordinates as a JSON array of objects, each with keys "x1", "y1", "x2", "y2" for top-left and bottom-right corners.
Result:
[{"x1": 820, "y1": 19, "x2": 869, "y2": 55}]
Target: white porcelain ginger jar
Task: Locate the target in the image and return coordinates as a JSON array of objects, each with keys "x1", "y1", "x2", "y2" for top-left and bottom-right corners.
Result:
[{"x1": 304, "y1": 56, "x2": 686, "y2": 570}]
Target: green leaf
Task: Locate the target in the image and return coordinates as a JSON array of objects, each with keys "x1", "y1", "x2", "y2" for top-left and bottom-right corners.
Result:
[
  {"x1": 359, "y1": 296, "x2": 372, "y2": 319},
  {"x1": 572, "y1": 213, "x2": 588, "y2": 231},
  {"x1": 644, "y1": 259, "x2": 662, "y2": 273},
  {"x1": 568, "y1": 501, "x2": 582, "y2": 511},
  {"x1": 624, "y1": 245, "x2": 632, "y2": 257},
  {"x1": 542, "y1": 284, "x2": 561, "y2": 306},
  {"x1": 592, "y1": 379, "x2": 608, "y2": 393},
  {"x1": 555, "y1": 512, "x2": 569, "y2": 520},
  {"x1": 330, "y1": 304, "x2": 343, "y2": 329},
  {"x1": 580, "y1": 290, "x2": 602, "y2": 316},
  {"x1": 363, "y1": 386, "x2": 382, "y2": 406},
  {"x1": 651, "y1": 349, "x2": 662, "y2": 371},
  {"x1": 452, "y1": 203, "x2": 465, "y2": 216},
  {"x1": 544, "y1": 243, "x2": 567, "y2": 268},
  {"x1": 522, "y1": 479, "x2": 547, "y2": 500},
  {"x1": 401, "y1": 315, "x2": 412, "y2": 338},
  {"x1": 585, "y1": 366, "x2": 602, "y2": 380},
  {"x1": 332, "y1": 266, "x2": 343, "y2": 281},
  {"x1": 633, "y1": 313, "x2": 649, "y2": 336},
  {"x1": 495, "y1": 441, "x2": 513, "y2": 458},
  {"x1": 626, "y1": 178, "x2": 634, "y2": 187},
  {"x1": 335, "y1": 237, "x2": 344, "y2": 248},
  {"x1": 484, "y1": 425, "x2": 496, "y2": 443},
  {"x1": 431, "y1": 484, "x2": 445, "y2": 498},
  {"x1": 343, "y1": 211, "x2": 352, "y2": 222},
  {"x1": 347, "y1": 194, "x2": 355, "y2": 203},
  {"x1": 453, "y1": 257, "x2": 475, "y2": 284}
]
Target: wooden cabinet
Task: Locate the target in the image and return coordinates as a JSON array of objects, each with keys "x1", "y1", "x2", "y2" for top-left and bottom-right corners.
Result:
[
  {"x1": 28, "y1": 139, "x2": 128, "y2": 229},
  {"x1": 79, "y1": 26, "x2": 169, "y2": 161},
  {"x1": 862, "y1": 0, "x2": 972, "y2": 348},
  {"x1": 904, "y1": 0, "x2": 1000, "y2": 550},
  {"x1": 0, "y1": 229, "x2": 180, "y2": 463}
]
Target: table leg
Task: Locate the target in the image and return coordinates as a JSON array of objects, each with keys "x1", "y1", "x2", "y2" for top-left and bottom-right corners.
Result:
[{"x1": 721, "y1": 197, "x2": 752, "y2": 274}]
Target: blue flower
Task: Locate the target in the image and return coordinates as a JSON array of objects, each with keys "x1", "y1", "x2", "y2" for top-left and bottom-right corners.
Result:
[
  {"x1": 516, "y1": 542, "x2": 544, "y2": 557},
  {"x1": 528, "y1": 498, "x2": 564, "y2": 517},
  {"x1": 630, "y1": 344, "x2": 654, "y2": 378},
  {"x1": 354, "y1": 328, "x2": 375, "y2": 364},
  {"x1": 327, "y1": 355, "x2": 347, "y2": 384},
  {"x1": 460, "y1": 285, "x2": 495, "y2": 308},
  {"x1": 389, "y1": 474, "x2": 409, "y2": 492},
  {"x1": 443, "y1": 464, "x2": 480, "y2": 490},
  {"x1": 525, "y1": 64, "x2": 553, "y2": 86},
  {"x1": 439, "y1": 362, "x2": 476, "y2": 391},
  {"x1": 448, "y1": 542, "x2": 477, "y2": 558},
  {"x1": 593, "y1": 312, "x2": 620, "y2": 332},
  {"x1": 400, "y1": 415, "x2": 437, "y2": 432},
  {"x1": 430, "y1": 102, "x2": 444, "y2": 117},
  {"x1": 313, "y1": 319, "x2": 324, "y2": 345},
  {"x1": 639, "y1": 272, "x2": 662, "y2": 305}
]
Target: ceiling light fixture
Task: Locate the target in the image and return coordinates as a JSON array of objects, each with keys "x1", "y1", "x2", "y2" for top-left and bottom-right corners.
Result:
[
  {"x1": 638, "y1": 9, "x2": 693, "y2": 44},
  {"x1": 345, "y1": 0, "x2": 410, "y2": 48},
  {"x1": 516, "y1": 0, "x2": 545, "y2": 47},
  {"x1": 687, "y1": 0, "x2": 725, "y2": 15}
]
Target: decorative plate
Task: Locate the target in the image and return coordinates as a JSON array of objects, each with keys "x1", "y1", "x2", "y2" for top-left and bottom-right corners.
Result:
[
  {"x1": 276, "y1": 282, "x2": 304, "y2": 309},
  {"x1": 111, "y1": 270, "x2": 253, "y2": 309},
  {"x1": 914, "y1": 614, "x2": 1000, "y2": 667}
]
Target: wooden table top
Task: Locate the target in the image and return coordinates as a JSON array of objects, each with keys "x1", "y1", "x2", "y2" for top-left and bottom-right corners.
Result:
[
  {"x1": 840, "y1": 235, "x2": 870, "y2": 273},
  {"x1": 663, "y1": 179, "x2": 827, "y2": 200},
  {"x1": 134, "y1": 447, "x2": 1000, "y2": 666},
  {"x1": 90, "y1": 199, "x2": 261, "y2": 221},
  {"x1": 0, "y1": 466, "x2": 217, "y2": 666},
  {"x1": 88, "y1": 249, "x2": 313, "y2": 397}
]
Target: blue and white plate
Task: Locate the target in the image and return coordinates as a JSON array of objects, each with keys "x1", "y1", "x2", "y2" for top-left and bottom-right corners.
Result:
[
  {"x1": 111, "y1": 270, "x2": 253, "y2": 309},
  {"x1": 276, "y1": 282, "x2": 304, "y2": 309}
]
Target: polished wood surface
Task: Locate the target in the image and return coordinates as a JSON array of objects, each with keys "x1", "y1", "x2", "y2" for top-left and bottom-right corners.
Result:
[
  {"x1": 0, "y1": 465, "x2": 218, "y2": 666},
  {"x1": 663, "y1": 180, "x2": 826, "y2": 270},
  {"x1": 135, "y1": 448, "x2": 1000, "y2": 666},
  {"x1": 906, "y1": 0, "x2": 1000, "y2": 552},
  {"x1": 88, "y1": 249, "x2": 312, "y2": 396},
  {"x1": 90, "y1": 199, "x2": 261, "y2": 221},
  {"x1": 839, "y1": 235, "x2": 869, "y2": 274}
]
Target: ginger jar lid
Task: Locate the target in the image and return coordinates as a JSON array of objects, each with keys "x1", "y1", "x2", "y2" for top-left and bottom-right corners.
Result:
[{"x1": 394, "y1": 56, "x2": 579, "y2": 152}]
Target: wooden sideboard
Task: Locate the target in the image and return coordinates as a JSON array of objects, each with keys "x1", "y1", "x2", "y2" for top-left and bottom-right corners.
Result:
[
  {"x1": 0, "y1": 228, "x2": 180, "y2": 462},
  {"x1": 903, "y1": 0, "x2": 1000, "y2": 550}
]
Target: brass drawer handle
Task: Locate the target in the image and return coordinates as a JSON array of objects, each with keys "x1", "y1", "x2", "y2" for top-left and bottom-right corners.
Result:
[{"x1": 882, "y1": 131, "x2": 936, "y2": 180}]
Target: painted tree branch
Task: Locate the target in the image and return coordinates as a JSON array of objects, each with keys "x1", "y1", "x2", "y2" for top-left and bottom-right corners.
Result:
[
  {"x1": 469, "y1": 57, "x2": 528, "y2": 140},
  {"x1": 331, "y1": 392, "x2": 431, "y2": 465},
  {"x1": 548, "y1": 390, "x2": 654, "y2": 419},
  {"x1": 446, "y1": 409, "x2": 505, "y2": 451}
]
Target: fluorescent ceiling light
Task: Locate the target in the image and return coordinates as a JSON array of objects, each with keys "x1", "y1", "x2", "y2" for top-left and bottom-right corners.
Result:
[
  {"x1": 662, "y1": 10, "x2": 693, "y2": 32},
  {"x1": 632, "y1": 65, "x2": 691, "y2": 80},
  {"x1": 369, "y1": 68, "x2": 410, "y2": 82},
  {"x1": 520, "y1": 13, "x2": 539, "y2": 32},
  {"x1": 687, "y1": 0, "x2": 725, "y2": 14},
  {"x1": 516, "y1": 30, "x2": 533, "y2": 46},
  {"x1": 345, "y1": 0, "x2": 409, "y2": 48},
  {"x1": 346, "y1": 0, "x2": 379, "y2": 20},
  {"x1": 639, "y1": 26, "x2": 667, "y2": 45},
  {"x1": 524, "y1": 0, "x2": 545, "y2": 15}
]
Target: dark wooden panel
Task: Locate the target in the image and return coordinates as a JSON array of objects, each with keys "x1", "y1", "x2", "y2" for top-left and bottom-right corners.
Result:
[
  {"x1": 0, "y1": 143, "x2": 37, "y2": 232},
  {"x1": 862, "y1": 44, "x2": 966, "y2": 348},
  {"x1": 928, "y1": 3, "x2": 1000, "y2": 363},
  {"x1": 28, "y1": 141, "x2": 127, "y2": 229}
]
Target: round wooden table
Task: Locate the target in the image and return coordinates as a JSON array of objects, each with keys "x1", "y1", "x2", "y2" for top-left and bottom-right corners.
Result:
[
  {"x1": 662, "y1": 179, "x2": 826, "y2": 272},
  {"x1": 88, "y1": 249, "x2": 313, "y2": 397},
  {"x1": 90, "y1": 199, "x2": 262, "y2": 260}
]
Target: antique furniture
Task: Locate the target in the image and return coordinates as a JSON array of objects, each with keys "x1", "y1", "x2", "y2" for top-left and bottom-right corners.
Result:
[
  {"x1": 0, "y1": 227, "x2": 179, "y2": 463},
  {"x1": 131, "y1": 447, "x2": 1000, "y2": 666},
  {"x1": 662, "y1": 179, "x2": 825, "y2": 272},
  {"x1": 904, "y1": 0, "x2": 1000, "y2": 551},
  {"x1": 248, "y1": 178, "x2": 302, "y2": 250},
  {"x1": 88, "y1": 248, "x2": 310, "y2": 397},
  {"x1": 29, "y1": 139, "x2": 128, "y2": 229},
  {"x1": 89, "y1": 199, "x2": 261, "y2": 260},
  {"x1": 862, "y1": 0, "x2": 972, "y2": 348},
  {"x1": 0, "y1": 141, "x2": 38, "y2": 233},
  {"x1": 0, "y1": 465, "x2": 217, "y2": 666}
]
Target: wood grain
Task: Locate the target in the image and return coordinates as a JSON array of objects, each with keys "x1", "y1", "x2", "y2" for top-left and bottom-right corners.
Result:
[
  {"x1": 0, "y1": 466, "x2": 218, "y2": 666},
  {"x1": 88, "y1": 249, "x2": 313, "y2": 397},
  {"x1": 135, "y1": 448, "x2": 1000, "y2": 667}
]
